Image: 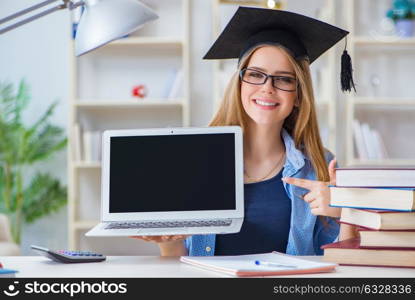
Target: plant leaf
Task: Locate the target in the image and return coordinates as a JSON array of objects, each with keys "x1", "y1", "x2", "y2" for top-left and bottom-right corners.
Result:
[{"x1": 22, "y1": 173, "x2": 67, "y2": 224}]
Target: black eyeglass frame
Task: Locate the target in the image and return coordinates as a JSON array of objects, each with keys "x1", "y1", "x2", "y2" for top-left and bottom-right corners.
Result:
[{"x1": 239, "y1": 68, "x2": 298, "y2": 92}]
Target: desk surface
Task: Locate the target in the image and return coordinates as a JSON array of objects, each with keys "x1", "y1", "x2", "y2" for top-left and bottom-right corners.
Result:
[{"x1": 1, "y1": 256, "x2": 414, "y2": 278}]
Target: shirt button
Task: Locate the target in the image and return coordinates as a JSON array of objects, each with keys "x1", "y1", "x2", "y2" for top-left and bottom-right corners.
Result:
[{"x1": 205, "y1": 246, "x2": 211, "y2": 252}]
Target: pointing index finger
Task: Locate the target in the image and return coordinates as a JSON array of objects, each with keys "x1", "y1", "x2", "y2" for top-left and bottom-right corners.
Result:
[{"x1": 282, "y1": 177, "x2": 316, "y2": 190}]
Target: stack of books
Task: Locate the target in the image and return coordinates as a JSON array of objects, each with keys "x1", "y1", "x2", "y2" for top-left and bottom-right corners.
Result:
[{"x1": 322, "y1": 167, "x2": 415, "y2": 268}]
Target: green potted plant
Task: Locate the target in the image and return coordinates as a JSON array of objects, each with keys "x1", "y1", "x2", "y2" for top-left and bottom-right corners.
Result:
[
  {"x1": 0, "y1": 80, "x2": 68, "y2": 244},
  {"x1": 387, "y1": 0, "x2": 415, "y2": 37}
]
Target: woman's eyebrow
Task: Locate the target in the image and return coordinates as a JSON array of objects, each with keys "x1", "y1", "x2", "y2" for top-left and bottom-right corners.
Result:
[{"x1": 248, "y1": 66, "x2": 295, "y2": 76}]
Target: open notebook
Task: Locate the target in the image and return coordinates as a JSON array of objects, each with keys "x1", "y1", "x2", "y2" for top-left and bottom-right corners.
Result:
[{"x1": 180, "y1": 252, "x2": 337, "y2": 277}]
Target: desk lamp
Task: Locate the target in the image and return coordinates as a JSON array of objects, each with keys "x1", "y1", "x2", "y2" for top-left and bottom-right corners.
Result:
[{"x1": 0, "y1": 0, "x2": 158, "y2": 56}]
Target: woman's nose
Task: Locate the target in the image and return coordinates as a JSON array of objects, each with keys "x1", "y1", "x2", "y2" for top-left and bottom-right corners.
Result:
[{"x1": 260, "y1": 77, "x2": 275, "y2": 94}]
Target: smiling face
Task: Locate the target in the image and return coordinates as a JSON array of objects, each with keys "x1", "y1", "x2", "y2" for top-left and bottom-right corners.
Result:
[{"x1": 240, "y1": 46, "x2": 298, "y2": 127}]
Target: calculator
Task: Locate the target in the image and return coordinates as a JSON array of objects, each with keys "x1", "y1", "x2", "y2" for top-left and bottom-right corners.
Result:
[{"x1": 30, "y1": 245, "x2": 106, "y2": 263}]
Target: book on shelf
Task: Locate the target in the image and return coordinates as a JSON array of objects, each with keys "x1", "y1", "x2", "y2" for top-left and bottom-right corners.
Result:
[
  {"x1": 167, "y1": 68, "x2": 183, "y2": 100},
  {"x1": 83, "y1": 131, "x2": 92, "y2": 162},
  {"x1": 352, "y1": 120, "x2": 368, "y2": 160},
  {"x1": 72, "y1": 123, "x2": 83, "y2": 161},
  {"x1": 180, "y1": 252, "x2": 337, "y2": 277},
  {"x1": 335, "y1": 167, "x2": 415, "y2": 188},
  {"x1": 340, "y1": 208, "x2": 415, "y2": 230},
  {"x1": 321, "y1": 237, "x2": 415, "y2": 268},
  {"x1": 353, "y1": 121, "x2": 388, "y2": 160},
  {"x1": 371, "y1": 129, "x2": 388, "y2": 159},
  {"x1": 358, "y1": 228, "x2": 415, "y2": 248},
  {"x1": 82, "y1": 130, "x2": 102, "y2": 162},
  {"x1": 162, "y1": 68, "x2": 178, "y2": 99},
  {"x1": 360, "y1": 123, "x2": 377, "y2": 160},
  {"x1": 330, "y1": 187, "x2": 415, "y2": 211}
]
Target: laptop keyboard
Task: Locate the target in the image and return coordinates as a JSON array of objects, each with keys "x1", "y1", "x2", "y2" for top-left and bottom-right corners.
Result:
[{"x1": 105, "y1": 219, "x2": 232, "y2": 230}]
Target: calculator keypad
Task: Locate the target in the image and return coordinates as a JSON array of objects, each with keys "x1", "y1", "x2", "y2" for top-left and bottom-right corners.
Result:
[{"x1": 57, "y1": 250, "x2": 104, "y2": 257}]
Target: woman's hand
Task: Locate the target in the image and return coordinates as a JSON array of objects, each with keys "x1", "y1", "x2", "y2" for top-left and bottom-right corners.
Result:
[
  {"x1": 130, "y1": 235, "x2": 189, "y2": 256},
  {"x1": 282, "y1": 159, "x2": 341, "y2": 218}
]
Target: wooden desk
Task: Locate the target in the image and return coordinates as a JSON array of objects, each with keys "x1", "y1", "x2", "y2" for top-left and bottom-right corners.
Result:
[{"x1": 1, "y1": 256, "x2": 414, "y2": 277}]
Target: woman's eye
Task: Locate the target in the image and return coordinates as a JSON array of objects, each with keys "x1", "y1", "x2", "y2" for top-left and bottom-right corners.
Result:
[
  {"x1": 247, "y1": 71, "x2": 264, "y2": 78},
  {"x1": 276, "y1": 76, "x2": 295, "y2": 83}
]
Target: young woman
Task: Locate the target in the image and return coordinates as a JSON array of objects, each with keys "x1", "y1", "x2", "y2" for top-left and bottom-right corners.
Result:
[{"x1": 131, "y1": 7, "x2": 358, "y2": 256}]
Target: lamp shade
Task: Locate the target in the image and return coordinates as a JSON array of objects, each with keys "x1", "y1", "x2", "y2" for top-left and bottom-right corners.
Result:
[{"x1": 75, "y1": 0, "x2": 158, "y2": 56}]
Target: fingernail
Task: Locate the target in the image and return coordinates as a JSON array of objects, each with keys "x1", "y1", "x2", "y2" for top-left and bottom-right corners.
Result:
[{"x1": 281, "y1": 177, "x2": 287, "y2": 181}]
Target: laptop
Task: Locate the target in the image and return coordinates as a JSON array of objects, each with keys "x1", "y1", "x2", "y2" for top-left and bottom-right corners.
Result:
[{"x1": 85, "y1": 126, "x2": 244, "y2": 236}]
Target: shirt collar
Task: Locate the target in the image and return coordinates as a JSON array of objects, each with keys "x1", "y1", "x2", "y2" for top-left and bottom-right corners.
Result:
[{"x1": 281, "y1": 128, "x2": 306, "y2": 172}]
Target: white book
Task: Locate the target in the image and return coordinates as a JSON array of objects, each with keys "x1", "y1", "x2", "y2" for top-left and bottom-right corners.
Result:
[
  {"x1": 335, "y1": 167, "x2": 415, "y2": 188},
  {"x1": 167, "y1": 69, "x2": 183, "y2": 100},
  {"x1": 90, "y1": 131, "x2": 102, "y2": 162},
  {"x1": 83, "y1": 131, "x2": 92, "y2": 162},
  {"x1": 372, "y1": 129, "x2": 388, "y2": 159},
  {"x1": 360, "y1": 123, "x2": 377, "y2": 159},
  {"x1": 352, "y1": 120, "x2": 368, "y2": 160},
  {"x1": 162, "y1": 69, "x2": 178, "y2": 99},
  {"x1": 368, "y1": 127, "x2": 381, "y2": 160},
  {"x1": 72, "y1": 123, "x2": 82, "y2": 161}
]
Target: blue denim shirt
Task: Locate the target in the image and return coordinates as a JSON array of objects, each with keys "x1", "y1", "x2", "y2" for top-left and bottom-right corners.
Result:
[{"x1": 185, "y1": 129, "x2": 339, "y2": 256}]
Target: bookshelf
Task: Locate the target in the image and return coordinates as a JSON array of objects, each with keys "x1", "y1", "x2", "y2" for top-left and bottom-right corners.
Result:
[
  {"x1": 344, "y1": 0, "x2": 415, "y2": 167},
  {"x1": 211, "y1": 0, "x2": 339, "y2": 152},
  {"x1": 67, "y1": 0, "x2": 190, "y2": 254}
]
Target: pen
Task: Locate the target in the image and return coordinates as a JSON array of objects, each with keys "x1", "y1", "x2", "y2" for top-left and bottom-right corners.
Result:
[{"x1": 254, "y1": 260, "x2": 298, "y2": 269}]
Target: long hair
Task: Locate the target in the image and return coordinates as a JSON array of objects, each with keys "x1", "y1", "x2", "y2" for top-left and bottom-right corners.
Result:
[{"x1": 209, "y1": 45, "x2": 330, "y2": 182}]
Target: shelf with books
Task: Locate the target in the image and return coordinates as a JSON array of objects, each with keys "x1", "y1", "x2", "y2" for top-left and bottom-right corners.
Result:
[
  {"x1": 344, "y1": 0, "x2": 415, "y2": 167},
  {"x1": 351, "y1": 108, "x2": 415, "y2": 163},
  {"x1": 68, "y1": 0, "x2": 190, "y2": 253}
]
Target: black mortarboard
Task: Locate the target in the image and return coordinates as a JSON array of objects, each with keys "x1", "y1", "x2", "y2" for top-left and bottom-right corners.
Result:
[{"x1": 203, "y1": 7, "x2": 356, "y2": 92}]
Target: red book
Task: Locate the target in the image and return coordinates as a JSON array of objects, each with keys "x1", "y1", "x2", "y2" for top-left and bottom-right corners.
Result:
[{"x1": 321, "y1": 238, "x2": 415, "y2": 268}]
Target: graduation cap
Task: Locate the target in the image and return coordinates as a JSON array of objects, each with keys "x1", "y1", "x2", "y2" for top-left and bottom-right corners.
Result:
[{"x1": 203, "y1": 7, "x2": 356, "y2": 93}]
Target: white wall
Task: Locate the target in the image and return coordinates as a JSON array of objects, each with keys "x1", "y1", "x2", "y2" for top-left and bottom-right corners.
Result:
[
  {"x1": 0, "y1": 0, "x2": 71, "y2": 254},
  {"x1": 0, "y1": 0, "x2": 214, "y2": 255}
]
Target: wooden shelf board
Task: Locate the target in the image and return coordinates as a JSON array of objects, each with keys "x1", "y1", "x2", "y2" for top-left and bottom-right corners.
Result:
[
  {"x1": 353, "y1": 36, "x2": 415, "y2": 45},
  {"x1": 347, "y1": 159, "x2": 415, "y2": 167},
  {"x1": 74, "y1": 100, "x2": 184, "y2": 109},
  {"x1": 107, "y1": 36, "x2": 184, "y2": 46},
  {"x1": 353, "y1": 98, "x2": 415, "y2": 106},
  {"x1": 73, "y1": 162, "x2": 101, "y2": 169}
]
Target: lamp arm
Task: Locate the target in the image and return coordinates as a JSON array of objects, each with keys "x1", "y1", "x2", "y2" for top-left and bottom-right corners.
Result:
[
  {"x1": 0, "y1": 0, "x2": 84, "y2": 35},
  {"x1": 0, "y1": 0, "x2": 61, "y2": 25}
]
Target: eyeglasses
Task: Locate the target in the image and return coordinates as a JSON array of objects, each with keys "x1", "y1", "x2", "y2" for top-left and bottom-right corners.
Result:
[{"x1": 239, "y1": 68, "x2": 297, "y2": 92}]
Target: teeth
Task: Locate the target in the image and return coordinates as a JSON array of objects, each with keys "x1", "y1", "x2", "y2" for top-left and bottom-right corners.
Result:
[{"x1": 255, "y1": 99, "x2": 277, "y2": 106}]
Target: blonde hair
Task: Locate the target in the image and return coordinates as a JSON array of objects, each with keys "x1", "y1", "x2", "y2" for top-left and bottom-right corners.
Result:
[{"x1": 209, "y1": 45, "x2": 329, "y2": 182}]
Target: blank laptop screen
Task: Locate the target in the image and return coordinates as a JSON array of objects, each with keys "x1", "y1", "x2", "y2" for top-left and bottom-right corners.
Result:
[{"x1": 109, "y1": 133, "x2": 236, "y2": 213}]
